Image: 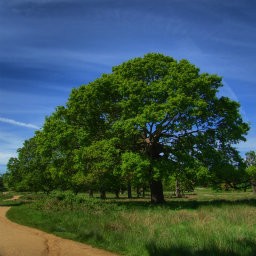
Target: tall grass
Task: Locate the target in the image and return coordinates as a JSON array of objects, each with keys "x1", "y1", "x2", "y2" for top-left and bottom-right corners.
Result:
[{"x1": 6, "y1": 189, "x2": 256, "y2": 256}]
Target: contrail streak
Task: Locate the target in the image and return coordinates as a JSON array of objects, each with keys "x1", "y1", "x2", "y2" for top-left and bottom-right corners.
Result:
[{"x1": 0, "y1": 117, "x2": 40, "y2": 129}]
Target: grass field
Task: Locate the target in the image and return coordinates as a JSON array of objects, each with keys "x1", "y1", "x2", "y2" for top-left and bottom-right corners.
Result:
[{"x1": 5, "y1": 188, "x2": 256, "y2": 256}]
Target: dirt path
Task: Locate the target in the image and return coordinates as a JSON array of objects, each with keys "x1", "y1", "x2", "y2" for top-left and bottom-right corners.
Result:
[{"x1": 0, "y1": 206, "x2": 119, "y2": 256}]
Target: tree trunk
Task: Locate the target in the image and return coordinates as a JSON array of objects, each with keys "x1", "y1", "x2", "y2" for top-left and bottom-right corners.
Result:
[
  {"x1": 142, "y1": 186, "x2": 145, "y2": 198},
  {"x1": 100, "y1": 190, "x2": 106, "y2": 199},
  {"x1": 88, "y1": 189, "x2": 94, "y2": 197},
  {"x1": 175, "y1": 178, "x2": 182, "y2": 198},
  {"x1": 127, "y1": 182, "x2": 132, "y2": 199},
  {"x1": 115, "y1": 190, "x2": 119, "y2": 198},
  {"x1": 150, "y1": 180, "x2": 165, "y2": 204},
  {"x1": 146, "y1": 141, "x2": 165, "y2": 203},
  {"x1": 252, "y1": 179, "x2": 256, "y2": 194},
  {"x1": 136, "y1": 186, "x2": 141, "y2": 198}
]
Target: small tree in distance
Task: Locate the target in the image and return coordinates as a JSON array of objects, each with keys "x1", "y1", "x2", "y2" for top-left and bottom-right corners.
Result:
[{"x1": 245, "y1": 151, "x2": 256, "y2": 193}]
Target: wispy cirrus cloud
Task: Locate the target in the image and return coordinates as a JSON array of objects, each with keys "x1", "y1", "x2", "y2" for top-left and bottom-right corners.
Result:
[
  {"x1": 0, "y1": 117, "x2": 40, "y2": 129},
  {"x1": 0, "y1": 131, "x2": 24, "y2": 171},
  {"x1": 219, "y1": 80, "x2": 239, "y2": 102}
]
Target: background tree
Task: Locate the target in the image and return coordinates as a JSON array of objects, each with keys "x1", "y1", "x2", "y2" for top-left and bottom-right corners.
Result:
[
  {"x1": 35, "y1": 107, "x2": 79, "y2": 190},
  {"x1": 0, "y1": 174, "x2": 5, "y2": 191},
  {"x1": 119, "y1": 151, "x2": 150, "y2": 198},
  {"x1": 245, "y1": 151, "x2": 256, "y2": 193},
  {"x1": 74, "y1": 139, "x2": 121, "y2": 198},
  {"x1": 4, "y1": 136, "x2": 52, "y2": 192},
  {"x1": 4, "y1": 157, "x2": 20, "y2": 190}
]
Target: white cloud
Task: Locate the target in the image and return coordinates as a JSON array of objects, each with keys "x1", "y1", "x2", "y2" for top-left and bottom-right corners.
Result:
[
  {"x1": 0, "y1": 117, "x2": 40, "y2": 129},
  {"x1": 0, "y1": 131, "x2": 23, "y2": 167}
]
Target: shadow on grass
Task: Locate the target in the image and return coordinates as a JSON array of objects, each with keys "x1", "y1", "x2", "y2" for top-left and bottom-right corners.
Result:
[
  {"x1": 0, "y1": 201, "x2": 23, "y2": 207},
  {"x1": 146, "y1": 238, "x2": 256, "y2": 256},
  {"x1": 78, "y1": 230, "x2": 105, "y2": 243},
  {"x1": 167, "y1": 198, "x2": 256, "y2": 210},
  {"x1": 111, "y1": 198, "x2": 256, "y2": 210}
]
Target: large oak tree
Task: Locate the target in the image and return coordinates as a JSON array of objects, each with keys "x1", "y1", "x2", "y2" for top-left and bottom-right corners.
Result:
[
  {"x1": 67, "y1": 53, "x2": 249, "y2": 203},
  {"x1": 5, "y1": 53, "x2": 249, "y2": 203}
]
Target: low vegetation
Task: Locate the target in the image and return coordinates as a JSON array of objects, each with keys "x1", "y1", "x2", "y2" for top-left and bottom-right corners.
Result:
[
  {"x1": 0, "y1": 192, "x2": 22, "y2": 206},
  {"x1": 7, "y1": 188, "x2": 256, "y2": 256}
]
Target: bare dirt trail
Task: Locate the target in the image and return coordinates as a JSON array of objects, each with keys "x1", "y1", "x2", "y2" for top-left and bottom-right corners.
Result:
[{"x1": 0, "y1": 205, "x2": 119, "y2": 256}]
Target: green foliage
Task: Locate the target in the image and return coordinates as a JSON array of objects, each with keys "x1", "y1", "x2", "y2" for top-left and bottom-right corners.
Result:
[
  {"x1": 5, "y1": 53, "x2": 249, "y2": 202},
  {"x1": 246, "y1": 166, "x2": 256, "y2": 177},
  {"x1": 120, "y1": 152, "x2": 150, "y2": 184},
  {"x1": 0, "y1": 174, "x2": 5, "y2": 191},
  {"x1": 245, "y1": 151, "x2": 256, "y2": 193},
  {"x1": 74, "y1": 138, "x2": 121, "y2": 193},
  {"x1": 246, "y1": 151, "x2": 256, "y2": 175}
]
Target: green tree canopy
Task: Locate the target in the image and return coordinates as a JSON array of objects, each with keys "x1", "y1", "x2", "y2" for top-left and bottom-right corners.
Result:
[
  {"x1": 6, "y1": 53, "x2": 249, "y2": 203},
  {"x1": 245, "y1": 151, "x2": 256, "y2": 193},
  {"x1": 66, "y1": 53, "x2": 249, "y2": 203}
]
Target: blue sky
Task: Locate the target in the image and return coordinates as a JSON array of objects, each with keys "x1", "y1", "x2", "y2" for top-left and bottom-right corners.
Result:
[{"x1": 0, "y1": 0, "x2": 255, "y2": 173}]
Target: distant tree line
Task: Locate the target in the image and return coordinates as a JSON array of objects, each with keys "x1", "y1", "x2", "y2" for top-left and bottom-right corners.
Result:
[
  {"x1": 3, "y1": 53, "x2": 252, "y2": 202},
  {"x1": 0, "y1": 174, "x2": 5, "y2": 191}
]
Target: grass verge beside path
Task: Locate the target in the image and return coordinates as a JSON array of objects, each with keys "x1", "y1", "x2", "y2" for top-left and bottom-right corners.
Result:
[
  {"x1": 0, "y1": 192, "x2": 22, "y2": 206},
  {"x1": 6, "y1": 189, "x2": 256, "y2": 256}
]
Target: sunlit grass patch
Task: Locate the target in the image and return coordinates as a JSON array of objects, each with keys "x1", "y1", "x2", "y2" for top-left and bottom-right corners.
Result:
[{"x1": 6, "y1": 189, "x2": 256, "y2": 256}]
